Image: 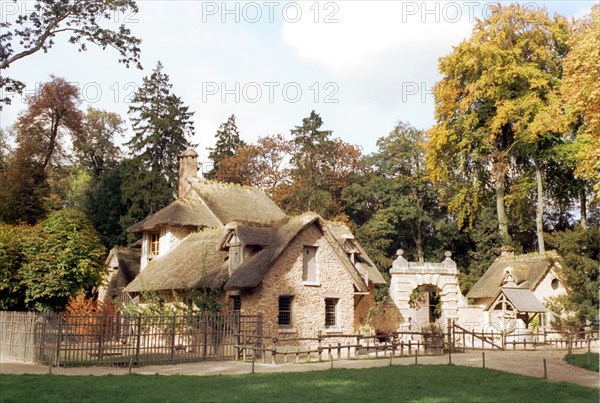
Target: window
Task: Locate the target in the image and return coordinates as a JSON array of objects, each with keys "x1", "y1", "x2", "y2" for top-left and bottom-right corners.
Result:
[
  {"x1": 149, "y1": 231, "x2": 160, "y2": 257},
  {"x1": 325, "y1": 298, "x2": 338, "y2": 327},
  {"x1": 551, "y1": 278, "x2": 559, "y2": 290},
  {"x1": 278, "y1": 296, "x2": 292, "y2": 327},
  {"x1": 231, "y1": 295, "x2": 241, "y2": 312},
  {"x1": 302, "y1": 245, "x2": 318, "y2": 283}
]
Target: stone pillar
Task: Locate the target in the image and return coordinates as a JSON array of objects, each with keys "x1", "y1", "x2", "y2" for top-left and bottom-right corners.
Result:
[{"x1": 179, "y1": 148, "x2": 198, "y2": 198}]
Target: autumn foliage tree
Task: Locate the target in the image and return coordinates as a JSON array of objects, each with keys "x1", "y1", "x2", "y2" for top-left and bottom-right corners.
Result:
[
  {"x1": 426, "y1": 4, "x2": 569, "y2": 246},
  {"x1": 561, "y1": 4, "x2": 600, "y2": 202},
  {"x1": 0, "y1": 77, "x2": 83, "y2": 223},
  {"x1": 215, "y1": 133, "x2": 294, "y2": 193}
]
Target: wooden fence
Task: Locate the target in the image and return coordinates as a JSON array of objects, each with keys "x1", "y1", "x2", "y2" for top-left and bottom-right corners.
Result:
[
  {"x1": 235, "y1": 330, "x2": 446, "y2": 365},
  {"x1": 450, "y1": 321, "x2": 599, "y2": 352},
  {"x1": 0, "y1": 311, "x2": 262, "y2": 367}
]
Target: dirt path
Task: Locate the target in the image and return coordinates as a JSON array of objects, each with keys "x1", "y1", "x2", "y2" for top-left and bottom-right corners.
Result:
[{"x1": 1, "y1": 349, "x2": 598, "y2": 389}]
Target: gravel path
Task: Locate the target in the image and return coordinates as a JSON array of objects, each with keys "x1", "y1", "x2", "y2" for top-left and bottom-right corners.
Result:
[{"x1": 1, "y1": 349, "x2": 598, "y2": 389}]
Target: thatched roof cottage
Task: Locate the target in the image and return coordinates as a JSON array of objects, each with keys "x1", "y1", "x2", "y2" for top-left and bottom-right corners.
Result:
[{"x1": 107, "y1": 149, "x2": 385, "y2": 335}]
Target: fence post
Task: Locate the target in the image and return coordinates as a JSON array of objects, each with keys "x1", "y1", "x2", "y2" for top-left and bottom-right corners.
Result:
[
  {"x1": 98, "y1": 314, "x2": 104, "y2": 365},
  {"x1": 567, "y1": 333, "x2": 573, "y2": 356},
  {"x1": 135, "y1": 315, "x2": 142, "y2": 365},
  {"x1": 55, "y1": 313, "x2": 62, "y2": 368},
  {"x1": 543, "y1": 358, "x2": 547, "y2": 379},
  {"x1": 170, "y1": 313, "x2": 177, "y2": 364},
  {"x1": 317, "y1": 330, "x2": 322, "y2": 361},
  {"x1": 202, "y1": 314, "x2": 208, "y2": 360},
  {"x1": 482, "y1": 352, "x2": 485, "y2": 368},
  {"x1": 256, "y1": 313, "x2": 263, "y2": 360}
]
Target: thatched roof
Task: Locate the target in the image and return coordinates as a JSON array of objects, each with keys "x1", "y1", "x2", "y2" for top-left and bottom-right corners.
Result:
[
  {"x1": 224, "y1": 213, "x2": 372, "y2": 291},
  {"x1": 104, "y1": 247, "x2": 141, "y2": 297},
  {"x1": 124, "y1": 228, "x2": 228, "y2": 292},
  {"x1": 189, "y1": 179, "x2": 286, "y2": 224},
  {"x1": 128, "y1": 181, "x2": 286, "y2": 233},
  {"x1": 327, "y1": 222, "x2": 386, "y2": 285},
  {"x1": 467, "y1": 252, "x2": 559, "y2": 299},
  {"x1": 129, "y1": 198, "x2": 221, "y2": 233},
  {"x1": 484, "y1": 287, "x2": 547, "y2": 313}
]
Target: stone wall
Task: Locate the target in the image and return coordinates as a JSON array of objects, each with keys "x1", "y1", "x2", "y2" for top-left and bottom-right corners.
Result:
[{"x1": 238, "y1": 224, "x2": 374, "y2": 340}]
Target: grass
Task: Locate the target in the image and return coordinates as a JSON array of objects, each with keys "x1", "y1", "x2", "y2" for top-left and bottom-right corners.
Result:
[
  {"x1": 565, "y1": 353, "x2": 599, "y2": 372},
  {"x1": 1, "y1": 365, "x2": 598, "y2": 402}
]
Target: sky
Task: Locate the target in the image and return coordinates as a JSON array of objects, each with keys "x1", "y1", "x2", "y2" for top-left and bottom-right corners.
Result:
[{"x1": 0, "y1": 1, "x2": 595, "y2": 164}]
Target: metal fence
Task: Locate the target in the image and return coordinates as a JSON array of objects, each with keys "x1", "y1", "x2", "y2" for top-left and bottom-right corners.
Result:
[{"x1": 0, "y1": 311, "x2": 262, "y2": 367}]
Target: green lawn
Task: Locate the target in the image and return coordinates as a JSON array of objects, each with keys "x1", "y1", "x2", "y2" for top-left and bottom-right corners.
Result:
[
  {"x1": 1, "y1": 365, "x2": 598, "y2": 402},
  {"x1": 565, "y1": 353, "x2": 600, "y2": 372}
]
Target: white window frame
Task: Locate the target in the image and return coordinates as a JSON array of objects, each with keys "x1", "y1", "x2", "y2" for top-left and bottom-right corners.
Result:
[{"x1": 302, "y1": 244, "x2": 319, "y2": 286}]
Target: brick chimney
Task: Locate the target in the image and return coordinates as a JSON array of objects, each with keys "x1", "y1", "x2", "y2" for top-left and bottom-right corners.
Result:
[
  {"x1": 179, "y1": 148, "x2": 198, "y2": 198},
  {"x1": 500, "y1": 245, "x2": 515, "y2": 259}
]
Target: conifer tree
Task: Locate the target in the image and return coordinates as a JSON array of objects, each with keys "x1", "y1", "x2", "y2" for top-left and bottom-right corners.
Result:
[
  {"x1": 206, "y1": 114, "x2": 244, "y2": 180},
  {"x1": 123, "y1": 62, "x2": 194, "y2": 225}
]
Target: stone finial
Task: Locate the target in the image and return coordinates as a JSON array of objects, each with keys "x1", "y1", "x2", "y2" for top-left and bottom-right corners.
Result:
[
  {"x1": 391, "y1": 249, "x2": 408, "y2": 270},
  {"x1": 444, "y1": 251, "x2": 452, "y2": 259}
]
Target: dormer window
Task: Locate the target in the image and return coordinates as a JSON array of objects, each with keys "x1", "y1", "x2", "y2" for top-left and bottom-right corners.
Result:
[{"x1": 149, "y1": 231, "x2": 160, "y2": 257}]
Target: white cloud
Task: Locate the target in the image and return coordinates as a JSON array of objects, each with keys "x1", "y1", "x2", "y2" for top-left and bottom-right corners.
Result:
[{"x1": 281, "y1": 1, "x2": 475, "y2": 77}]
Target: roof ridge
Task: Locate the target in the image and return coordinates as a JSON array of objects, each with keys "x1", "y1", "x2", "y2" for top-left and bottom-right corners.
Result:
[{"x1": 189, "y1": 178, "x2": 267, "y2": 192}]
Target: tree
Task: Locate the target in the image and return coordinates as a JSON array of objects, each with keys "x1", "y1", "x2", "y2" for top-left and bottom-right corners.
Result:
[
  {"x1": 0, "y1": 134, "x2": 50, "y2": 224},
  {"x1": 0, "y1": 0, "x2": 141, "y2": 108},
  {"x1": 206, "y1": 114, "x2": 245, "y2": 180},
  {"x1": 0, "y1": 224, "x2": 29, "y2": 309},
  {"x1": 290, "y1": 110, "x2": 333, "y2": 212},
  {"x1": 74, "y1": 107, "x2": 123, "y2": 177},
  {"x1": 426, "y1": 4, "x2": 569, "y2": 244},
  {"x1": 84, "y1": 160, "x2": 129, "y2": 248},
  {"x1": 215, "y1": 133, "x2": 294, "y2": 193},
  {"x1": 561, "y1": 4, "x2": 600, "y2": 204},
  {"x1": 15, "y1": 76, "x2": 83, "y2": 170},
  {"x1": 0, "y1": 128, "x2": 11, "y2": 172},
  {"x1": 343, "y1": 122, "x2": 449, "y2": 265},
  {"x1": 1, "y1": 209, "x2": 105, "y2": 311},
  {"x1": 546, "y1": 226, "x2": 599, "y2": 328},
  {"x1": 0, "y1": 77, "x2": 83, "y2": 223},
  {"x1": 286, "y1": 111, "x2": 362, "y2": 219},
  {"x1": 125, "y1": 61, "x2": 194, "y2": 222}
]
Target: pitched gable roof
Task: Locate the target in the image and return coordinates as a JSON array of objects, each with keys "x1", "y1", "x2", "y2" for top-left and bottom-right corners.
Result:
[
  {"x1": 189, "y1": 179, "x2": 286, "y2": 224},
  {"x1": 224, "y1": 213, "x2": 372, "y2": 291},
  {"x1": 484, "y1": 287, "x2": 547, "y2": 313},
  {"x1": 104, "y1": 247, "x2": 141, "y2": 296},
  {"x1": 467, "y1": 252, "x2": 559, "y2": 299},
  {"x1": 327, "y1": 222, "x2": 386, "y2": 285},
  {"x1": 128, "y1": 181, "x2": 287, "y2": 233},
  {"x1": 124, "y1": 228, "x2": 228, "y2": 292},
  {"x1": 128, "y1": 198, "x2": 221, "y2": 233}
]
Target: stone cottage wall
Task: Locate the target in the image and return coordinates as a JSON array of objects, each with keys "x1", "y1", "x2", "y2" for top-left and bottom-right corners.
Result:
[{"x1": 238, "y1": 224, "x2": 366, "y2": 340}]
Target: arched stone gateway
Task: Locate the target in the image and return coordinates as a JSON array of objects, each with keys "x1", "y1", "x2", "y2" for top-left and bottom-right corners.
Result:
[{"x1": 388, "y1": 250, "x2": 464, "y2": 324}]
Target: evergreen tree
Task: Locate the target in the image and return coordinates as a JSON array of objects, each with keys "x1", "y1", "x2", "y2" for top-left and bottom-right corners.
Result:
[
  {"x1": 125, "y1": 61, "x2": 194, "y2": 222},
  {"x1": 206, "y1": 114, "x2": 244, "y2": 180},
  {"x1": 290, "y1": 110, "x2": 333, "y2": 212}
]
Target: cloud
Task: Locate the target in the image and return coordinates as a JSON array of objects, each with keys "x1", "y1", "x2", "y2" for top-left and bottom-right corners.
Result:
[{"x1": 281, "y1": 1, "x2": 475, "y2": 78}]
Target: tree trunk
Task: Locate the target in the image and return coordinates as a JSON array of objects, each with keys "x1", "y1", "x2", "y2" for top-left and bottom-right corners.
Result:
[
  {"x1": 416, "y1": 225, "x2": 424, "y2": 263},
  {"x1": 495, "y1": 172, "x2": 510, "y2": 242},
  {"x1": 534, "y1": 161, "x2": 545, "y2": 254},
  {"x1": 580, "y1": 188, "x2": 588, "y2": 230}
]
